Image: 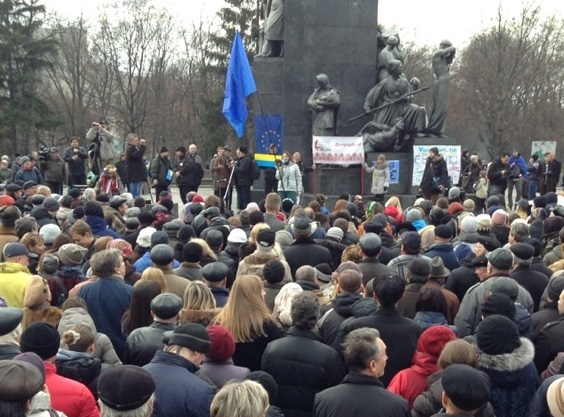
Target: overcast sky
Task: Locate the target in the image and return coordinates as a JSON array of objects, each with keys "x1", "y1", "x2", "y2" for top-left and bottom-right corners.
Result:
[{"x1": 42, "y1": 0, "x2": 563, "y2": 48}]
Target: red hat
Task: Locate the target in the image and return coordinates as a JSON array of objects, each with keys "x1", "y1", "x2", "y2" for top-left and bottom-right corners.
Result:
[
  {"x1": 192, "y1": 195, "x2": 204, "y2": 204},
  {"x1": 448, "y1": 202, "x2": 464, "y2": 216},
  {"x1": 417, "y1": 325, "x2": 457, "y2": 357},
  {"x1": 206, "y1": 325, "x2": 235, "y2": 362},
  {"x1": 0, "y1": 195, "x2": 14, "y2": 207}
]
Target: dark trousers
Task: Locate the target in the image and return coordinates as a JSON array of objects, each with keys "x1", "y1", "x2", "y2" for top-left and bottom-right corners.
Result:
[
  {"x1": 218, "y1": 187, "x2": 232, "y2": 211},
  {"x1": 237, "y1": 186, "x2": 251, "y2": 210},
  {"x1": 155, "y1": 185, "x2": 169, "y2": 198},
  {"x1": 179, "y1": 185, "x2": 198, "y2": 204},
  {"x1": 45, "y1": 181, "x2": 63, "y2": 195},
  {"x1": 265, "y1": 179, "x2": 278, "y2": 195},
  {"x1": 69, "y1": 174, "x2": 86, "y2": 187}
]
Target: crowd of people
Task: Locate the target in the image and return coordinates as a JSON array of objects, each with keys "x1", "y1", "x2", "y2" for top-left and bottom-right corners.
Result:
[{"x1": 1, "y1": 138, "x2": 564, "y2": 417}]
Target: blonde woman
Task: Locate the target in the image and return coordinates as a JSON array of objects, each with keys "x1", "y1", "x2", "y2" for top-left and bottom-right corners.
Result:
[
  {"x1": 276, "y1": 151, "x2": 303, "y2": 204},
  {"x1": 211, "y1": 380, "x2": 270, "y2": 417},
  {"x1": 190, "y1": 238, "x2": 218, "y2": 265},
  {"x1": 249, "y1": 222, "x2": 270, "y2": 244},
  {"x1": 212, "y1": 275, "x2": 284, "y2": 371},
  {"x1": 135, "y1": 267, "x2": 168, "y2": 292},
  {"x1": 178, "y1": 280, "x2": 220, "y2": 326},
  {"x1": 363, "y1": 154, "x2": 390, "y2": 204}
]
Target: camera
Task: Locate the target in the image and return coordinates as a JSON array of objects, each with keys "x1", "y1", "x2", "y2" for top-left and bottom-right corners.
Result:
[{"x1": 38, "y1": 145, "x2": 50, "y2": 161}]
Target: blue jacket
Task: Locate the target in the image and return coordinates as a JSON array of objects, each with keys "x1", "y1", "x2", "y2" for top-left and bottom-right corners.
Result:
[
  {"x1": 210, "y1": 286, "x2": 229, "y2": 308},
  {"x1": 77, "y1": 276, "x2": 133, "y2": 359},
  {"x1": 134, "y1": 251, "x2": 180, "y2": 274},
  {"x1": 85, "y1": 216, "x2": 119, "y2": 238},
  {"x1": 509, "y1": 155, "x2": 528, "y2": 179},
  {"x1": 15, "y1": 168, "x2": 44, "y2": 184},
  {"x1": 424, "y1": 243, "x2": 459, "y2": 271},
  {"x1": 144, "y1": 350, "x2": 214, "y2": 417}
]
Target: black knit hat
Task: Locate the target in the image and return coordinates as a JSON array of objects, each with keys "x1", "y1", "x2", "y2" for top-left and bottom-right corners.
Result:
[
  {"x1": 20, "y1": 322, "x2": 60, "y2": 360},
  {"x1": 481, "y1": 293, "x2": 516, "y2": 320},
  {"x1": 246, "y1": 371, "x2": 278, "y2": 404},
  {"x1": 98, "y1": 365, "x2": 155, "y2": 411},
  {"x1": 476, "y1": 314, "x2": 521, "y2": 355},
  {"x1": 167, "y1": 323, "x2": 211, "y2": 353}
]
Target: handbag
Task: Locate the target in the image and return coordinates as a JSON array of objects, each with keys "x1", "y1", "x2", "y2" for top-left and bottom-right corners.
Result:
[{"x1": 432, "y1": 176, "x2": 442, "y2": 191}]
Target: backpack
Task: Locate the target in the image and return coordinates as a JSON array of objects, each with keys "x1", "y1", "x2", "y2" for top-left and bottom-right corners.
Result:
[{"x1": 251, "y1": 159, "x2": 261, "y2": 180}]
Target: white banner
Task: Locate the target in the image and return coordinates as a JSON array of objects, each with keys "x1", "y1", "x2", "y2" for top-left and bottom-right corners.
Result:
[
  {"x1": 412, "y1": 145, "x2": 462, "y2": 186},
  {"x1": 312, "y1": 136, "x2": 364, "y2": 165},
  {"x1": 532, "y1": 141, "x2": 556, "y2": 159}
]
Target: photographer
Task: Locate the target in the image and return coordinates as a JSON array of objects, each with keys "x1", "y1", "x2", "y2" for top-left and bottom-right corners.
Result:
[
  {"x1": 86, "y1": 119, "x2": 115, "y2": 168},
  {"x1": 487, "y1": 152, "x2": 510, "y2": 197},
  {"x1": 64, "y1": 137, "x2": 88, "y2": 187},
  {"x1": 41, "y1": 147, "x2": 66, "y2": 194}
]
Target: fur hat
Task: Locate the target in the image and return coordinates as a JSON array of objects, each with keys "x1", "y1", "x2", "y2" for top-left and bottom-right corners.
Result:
[
  {"x1": 273, "y1": 283, "x2": 303, "y2": 327},
  {"x1": 476, "y1": 314, "x2": 521, "y2": 355},
  {"x1": 24, "y1": 276, "x2": 51, "y2": 308}
]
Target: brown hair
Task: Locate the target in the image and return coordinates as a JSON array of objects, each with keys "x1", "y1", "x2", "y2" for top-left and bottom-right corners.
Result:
[
  {"x1": 95, "y1": 236, "x2": 113, "y2": 253},
  {"x1": 21, "y1": 233, "x2": 44, "y2": 250},
  {"x1": 437, "y1": 339, "x2": 479, "y2": 369},
  {"x1": 61, "y1": 324, "x2": 95, "y2": 352},
  {"x1": 69, "y1": 220, "x2": 92, "y2": 237}
]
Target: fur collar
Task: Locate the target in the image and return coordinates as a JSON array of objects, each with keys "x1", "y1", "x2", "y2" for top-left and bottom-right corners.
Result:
[
  {"x1": 179, "y1": 308, "x2": 221, "y2": 327},
  {"x1": 477, "y1": 337, "x2": 534, "y2": 372},
  {"x1": 243, "y1": 250, "x2": 283, "y2": 265}
]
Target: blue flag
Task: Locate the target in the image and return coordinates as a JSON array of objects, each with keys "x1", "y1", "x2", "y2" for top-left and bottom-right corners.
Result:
[
  {"x1": 255, "y1": 114, "x2": 284, "y2": 154},
  {"x1": 223, "y1": 31, "x2": 257, "y2": 137}
]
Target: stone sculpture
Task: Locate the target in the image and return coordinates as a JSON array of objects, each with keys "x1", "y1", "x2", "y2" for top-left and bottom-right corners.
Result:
[{"x1": 307, "y1": 74, "x2": 341, "y2": 136}]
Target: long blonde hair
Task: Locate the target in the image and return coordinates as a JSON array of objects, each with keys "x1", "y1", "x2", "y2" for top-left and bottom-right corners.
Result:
[
  {"x1": 136, "y1": 267, "x2": 169, "y2": 292},
  {"x1": 385, "y1": 196, "x2": 403, "y2": 212},
  {"x1": 250, "y1": 223, "x2": 270, "y2": 244},
  {"x1": 212, "y1": 275, "x2": 273, "y2": 343},
  {"x1": 183, "y1": 281, "x2": 216, "y2": 310}
]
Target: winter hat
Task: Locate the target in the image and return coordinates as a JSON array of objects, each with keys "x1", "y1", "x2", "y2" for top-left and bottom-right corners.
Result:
[
  {"x1": 202, "y1": 262, "x2": 229, "y2": 282},
  {"x1": 206, "y1": 325, "x2": 236, "y2": 362},
  {"x1": 163, "y1": 219, "x2": 184, "y2": 233},
  {"x1": 417, "y1": 325, "x2": 457, "y2": 357},
  {"x1": 39, "y1": 254, "x2": 59, "y2": 275},
  {"x1": 481, "y1": 292, "x2": 516, "y2": 319},
  {"x1": 490, "y1": 277, "x2": 518, "y2": 301},
  {"x1": 84, "y1": 200, "x2": 104, "y2": 218},
  {"x1": 463, "y1": 199, "x2": 475, "y2": 212},
  {"x1": 31, "y1": 195, "x2": 46, "y2": 206},
  {"x1": 429, "y1": 257, "x2": 450, "y2": 278},
  {"x1": 39, "y1": 224, "x2": 61, "y2": 245},
  {"x1": 476, "y1": 214, "x2": 491, "y2": 230},
  {"x1": 20, "y1": 322, "x2": 61, "y2": 360},
  {"x1": 0, "y1": 360, "x2": 44, "y2": 402},
  {"x1": 246, "y1": 371, "x2": 278, "y2": 405},
  {"x1": 486, "y1": 195, "x2": 500, "y2": 208},
  {"x1": 192, "y1": 194, "x2": 204, "y2": 204},
  {"x1": 106, "y1": 239, "x2": 133, "y2": 260},
  {"x1": 204, "y1": 230, "x2": 224, "y2": 249},
  {"x1": 125, "y1": 207, "x2": 141, "y2": 219},
  {"x1": 448, "y1": 187, "x2": 461, "y2": 200},
  {"x1": 314, "y1": 263, "x2": 333, "y2": 283},
  {"x1": 98, "y1": 365, "x2": 156, "y2": 412},
  {"x1": 326, "y1": 227, "x2": 344, "y2": 242},
  {"x1": 401, "y1": 231, "x2": 421, "y2": 252},
  {"x1": 0, "y1": 195, "x2": 14, "y2": 207},
  {"x1": 434, "y1": 224, "x2": 453, "y2": 239},
  {"x1": 491, "y1": 209, "x2": 508, "y2": 225},
  {"x1": 408, "y1": 258, "x2": 430, "y2": 278},
  {"x1": 273, "y1": 283, "x2": 303, "y2": 327},
  {"x1": 458, "y1": 215, "x2": 477, "y2": 233},
  {"x1": 167, "y1": 323, "x2": 211, "y2": 353},
  {"x1": 448, "y1": 202, "x2": 464, "y2": 216},
  {"x1": 43, "y1": 197, "x2": 59, "y2": 212},
  {"x1": 58, "y1": 243, "x2": 87, "y2": 266},
  {"x1": 125, "y1": 217, "x2": 140, "y2": 230},
  {"x1": 137, "y1": 227, "x2": 157, "y2": 248},
  {"x1": 548, "y1": 377, "x2": 564, "y2": 417},
  {"x1": 227, "y1": 228, "x2": 247, "y2": 244},
  {"x1": 151, "y1": 231, "x2": 169, "y2": 247},
  {"x1": 24, "y1": 276, "x2": 51, "y2": 308},
  {"x1": 429, "y1": 147, "x2": 439, "y2": 154},
  {"x1": 150, "y1": 293, "x2": 182, "y2": 320},
  {"x1": 487, "y1": 248, "x2": 514, "y2": 270},
  {"x1": 0, "y1": 307, "x2": 23, "y2": 336},
  {"x1": 292, "y1": 218, "x2": 312, "y2": 237},
  {"x1": 442, "y1": 364, "x2": 490, "y2": 412},
  {"x1": 406, "y1": 208, "x2": 422, "y2": 223},
  {"x1": 257, "y1": 229, "x2": 276, "y2": 248},
  {"x1": 245, "y1": 202, "x2": 260, "y2": 212},
  {"x1": 264, "y1": 259, "x2": 286, "y2": 284},
  {"x1": 13, "y1": 352, "x2": 46, "y2": 382},
  {"x1": 476, "y1": 314, "x2": 521, "y2": 355},
  {"x1": 510, "y1": 243, "x2": 534, "y2": 262},
  {"x1": 275, "y1": 230, "x2": 293, "y2": 250},
  {"x1": 547, "y1": 276, "x2": 564, "y2": 302},
  {"x1": 150, "y1": 244, "x2": 175, "y2": 266}
]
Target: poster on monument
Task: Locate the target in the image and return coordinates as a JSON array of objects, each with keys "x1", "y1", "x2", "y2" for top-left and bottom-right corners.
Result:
[
  {"x1": 373, "y1": 160, "x2": 400, "y2": 184},
  {"x1": 531, "y1": 141, "x2": 556, "y2": 159},
  {"x1": 312, "y1": 136, "x2": 364, "y2": 165},
  {"x1": 412, "y1": 145, "x2": 461, "y2": 187}
]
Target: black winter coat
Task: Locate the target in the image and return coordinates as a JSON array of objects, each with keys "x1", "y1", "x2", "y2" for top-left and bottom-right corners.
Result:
[
  {"x1": 125, "y1": 144, "x2": 147, "y2": 182},
  {"x1": 235, "y1": 153, "x2": 254, "y2": 187},
  {"x1": 534, "y1": 316, "x2": 564, "y2": 373},
  {"x1": 262, "y1": 328, "x2": 346, "y2": 417},
  {"x1": 531, "y1": 303, "x2": 561, "y2": 341},
  {"x1": 55, "y1": 350, "x2": 102, "y2": 397},
  {"x1": 420, "y1": 155, "x2": 449, "y2": 195},
  {"x1": 313, "y1": 373, "x2": 410, "y2": 417},
  {"x1": 315, "y1": 238, "x2": 346, "y2": 270},
  {"x1": 357, "y1": 257, "x2": 396, "y2": 286},
  {"x1": 445, "y1": 256, "x2": 479, "y2": 302},
  {"x1": 175, "y1": 155, "x2": 204, "y2": 186},
  {"x1": 487, "y1": 158, "x2": 509, "y2": 186},
  {"x1": 150, "y1": 156, "x2": 172, "y2": 186},
  {"x1": 124, "y1": 322, "x2": 176, "y2": 367},
  {"x1": 511, "y1": 266, "x2": 548, "y2": 312},
  {"x1": 338, "y1": 307, "x2": 423, "y2": 387},
  {"x1": 284, "y1": 237, "x2": 332, "y2": 278}
]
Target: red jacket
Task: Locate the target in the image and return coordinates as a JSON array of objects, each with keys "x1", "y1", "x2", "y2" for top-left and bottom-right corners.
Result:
[
  {"x1": 44, "y1": 361, "x2": 99, "y2": 417},
  {"x1": 387, "y1": 351, "x2": 439, "y2": 407}
]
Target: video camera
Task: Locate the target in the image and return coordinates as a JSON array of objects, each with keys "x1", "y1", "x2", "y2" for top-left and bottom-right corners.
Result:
[{"x1": 38, "y1": 145, "x2": 50, "y2": 161}]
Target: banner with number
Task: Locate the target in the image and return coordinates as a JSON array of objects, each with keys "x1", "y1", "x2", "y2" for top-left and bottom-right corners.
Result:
[
  {"x1": 370, "y1": 159, "x2": 400, "y2": 184},
  {"x1": 312, "y1": 136, "x2": 364, "y2": 165},
  {"x1": 412, "y1": 145, "x2": 461, "y2": 186}
]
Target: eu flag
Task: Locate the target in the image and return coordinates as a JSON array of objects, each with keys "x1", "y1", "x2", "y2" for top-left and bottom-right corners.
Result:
[
  {"x1": 255, "y1": 114, "x2": 284, "y2": 154},
  {"x1": 223, "y1": 32, "x2": 257, "y2": 137}
]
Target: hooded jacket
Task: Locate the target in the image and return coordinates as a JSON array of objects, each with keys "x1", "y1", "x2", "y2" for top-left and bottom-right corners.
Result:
[
  {"x1": 477, "y1": 338, "x2": 539, "y2": 417},
  {"x1": 237, "y1": 247, "x2": 292, "y2": 281},
  {"x1": 85, "y1": 215, "x2": 119, "y2": 238},
  {"x1": 55, "y1": 349, "x2": 102, "y2": 396},
  {"x1": 420, "y1": 154, "x2": 448, "y2": 195},
  {"x1": 0, "y1": 262, "x2": 32, "y2": 307}
]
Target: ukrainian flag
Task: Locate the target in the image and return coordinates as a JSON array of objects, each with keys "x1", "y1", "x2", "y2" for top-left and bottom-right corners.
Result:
[{"x1": 255, "y1": 153, "x2": 282, "y2": 168}]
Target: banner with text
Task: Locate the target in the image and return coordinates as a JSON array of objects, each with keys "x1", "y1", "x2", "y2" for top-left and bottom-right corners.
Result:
[
  {"x1": 312, "y1": 136, "x2": 364, "y2": 165},
  {"x1": 412, "y1": 145, "x2": 462, "y2": 186}
]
